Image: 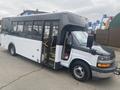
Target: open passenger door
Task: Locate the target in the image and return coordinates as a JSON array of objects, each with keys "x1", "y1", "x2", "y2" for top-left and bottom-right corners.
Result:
[{"x1": 41, "y1": 21, "x2": 59, "y2": 68}]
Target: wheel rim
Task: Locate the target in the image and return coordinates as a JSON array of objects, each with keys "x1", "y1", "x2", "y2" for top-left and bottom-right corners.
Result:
[
  {"x1": 73, "y1": 66, "x2": 85, "y2": 79},
  {"x1": 10, "y1": 47, "x2": 14, "y2": 55}
]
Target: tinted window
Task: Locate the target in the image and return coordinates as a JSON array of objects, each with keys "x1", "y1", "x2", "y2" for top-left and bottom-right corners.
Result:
[
  {"x1": 10, "y1": 20, "x2": 59, "y2": 41},
  {"x1": 51, "y1": 21, "x2": 59, "y2": 48},
  {"x1": 17, "y1": 22, "x2": 24, "y2": 32},
  {"x1": 44, "y1": 22, "x2": 51, "y2": 39},
  {"x1": 33, "y1": 21, "x2": 43, "y2": 35},
  {"x1": 24, "y1": 21, "x2": 33, "y2": 32},
  {"x1": 12, "y1": 22, "x2": 17, "y2": 32},
  {"x1": 52, "y1": 21, "x2": 59, "y2": 36}
]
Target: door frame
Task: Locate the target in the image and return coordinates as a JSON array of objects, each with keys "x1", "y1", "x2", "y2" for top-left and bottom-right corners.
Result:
[{"x1": 41, "y1": 21, "x2": 54, "y2": 62}]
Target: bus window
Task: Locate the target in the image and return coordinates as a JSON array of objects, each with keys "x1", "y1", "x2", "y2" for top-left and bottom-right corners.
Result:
[
  {"x1": 23, "y1": 21, "x2": 33, "y2": 38},
  {"x1": 33, "y1": 22, "x2": 38, "y2": 33},
  {"x1": 44, "y1": 22, "x2": 50, "y2": 39},
  {"x1": 33, "y1": 21, "x2": 43, "y2": 35},
  {"x1": 24, "y1": 21, "x2": 33, "y2": 33},
  {"x1": 17, "y1": 22, "x2": 24, "y2": 32},
  {"x1": 62, "y1": 32, "x2": 72, "y2": 60},
  {"x1": 12, "y1": 22, "x2": 17, "y2": 32},
  {"x1": 31, "y1": 21, "x2": 43, "y2": 40},
  {"x1": 53, "y1": 25, "x2": 58, "y2": 36},
  {"x1": 51, "y1": 22, "x2": 59, "y2": 47}
]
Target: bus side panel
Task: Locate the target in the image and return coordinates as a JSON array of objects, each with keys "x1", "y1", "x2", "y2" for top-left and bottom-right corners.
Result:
[
  {"x1": 0, "y1": 34, "x2": 9, "y2": 49},
  {"x1": 55, "y1": 45, "x2": 63, "y2": 63},
  {"x1": 7, "y1": 35, "x2": 42, "y2": 63},
  {"x1": 0, "y1": 34, "x2": 2, "y2": 46}
]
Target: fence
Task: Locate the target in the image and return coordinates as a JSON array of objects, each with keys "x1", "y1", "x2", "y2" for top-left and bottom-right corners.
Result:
[{"x1": 96, "y1": 28, "x2": 120, "y2": 48}]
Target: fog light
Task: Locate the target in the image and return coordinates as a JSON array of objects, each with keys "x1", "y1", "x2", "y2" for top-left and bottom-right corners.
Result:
[{"x1": 97, "y1": 63, "x2": 111, "y2": 68}]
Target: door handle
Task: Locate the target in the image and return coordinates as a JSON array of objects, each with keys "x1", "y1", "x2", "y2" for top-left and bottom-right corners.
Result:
[{"x1": 37, "y1": 49, "x2": 39, "y2": 51}]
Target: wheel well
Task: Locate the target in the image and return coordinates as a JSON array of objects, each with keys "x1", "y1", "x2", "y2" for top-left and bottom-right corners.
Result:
[
  {"x1": 69, "y1": 59, "x2": 92, "y2": 80},
  {"x1": 69, "y1": 59, "x2": 91, "y2": 71}
]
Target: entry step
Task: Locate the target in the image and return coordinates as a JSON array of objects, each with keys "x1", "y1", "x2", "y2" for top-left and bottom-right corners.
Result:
[{"x1": 42, "y1": 60, "x2": 55, "y2": 69}]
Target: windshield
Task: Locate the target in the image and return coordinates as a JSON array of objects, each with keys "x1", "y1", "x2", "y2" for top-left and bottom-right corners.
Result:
[{"x1": 72, "y1": 31, "x2": 88, "y2": 46}]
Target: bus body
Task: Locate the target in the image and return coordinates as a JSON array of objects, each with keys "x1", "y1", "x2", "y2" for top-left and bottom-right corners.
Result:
[{"x1": 0, "y1": 12, "x2": 116, "y2": 81}]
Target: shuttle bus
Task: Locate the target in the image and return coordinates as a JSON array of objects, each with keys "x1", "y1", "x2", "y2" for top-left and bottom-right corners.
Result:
[{"x1": 0, "y1": 12, "x2": 116, "y2": 81}]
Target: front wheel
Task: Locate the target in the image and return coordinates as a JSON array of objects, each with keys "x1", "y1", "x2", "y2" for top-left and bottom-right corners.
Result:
[{"x1": 71, "y1": 61, "x2": 91, "y2": 81}]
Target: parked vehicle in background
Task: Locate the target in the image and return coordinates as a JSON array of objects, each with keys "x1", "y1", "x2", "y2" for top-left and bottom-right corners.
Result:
[{"x1": 0, "y1": 12, "x2": 116, "y2": 81}]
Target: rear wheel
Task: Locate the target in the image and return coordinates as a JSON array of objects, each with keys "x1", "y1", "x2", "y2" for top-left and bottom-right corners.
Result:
[
  {"x1": 70, "y1": 61, "x2": 91, "y2": 81},
  {"x1": 9, "y1": 45, "x2": 16, "y2": 56}
]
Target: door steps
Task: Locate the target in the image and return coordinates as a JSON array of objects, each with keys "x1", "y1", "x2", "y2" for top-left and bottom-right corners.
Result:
[{"x1": 41, "y1": 60, "x2": 55, "y2": 69}]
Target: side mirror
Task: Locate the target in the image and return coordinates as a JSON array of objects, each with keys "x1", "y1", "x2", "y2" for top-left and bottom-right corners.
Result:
[{"x1": 87, "y1": 35, "x2": 94, "y2": 49}]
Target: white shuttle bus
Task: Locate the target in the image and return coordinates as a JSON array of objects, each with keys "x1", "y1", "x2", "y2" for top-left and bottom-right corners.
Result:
[{"x1": 0, "y1": 12, "x2": 116, "y2": 81}]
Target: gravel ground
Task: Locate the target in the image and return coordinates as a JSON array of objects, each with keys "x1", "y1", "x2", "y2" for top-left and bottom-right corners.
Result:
[{"x1": 0, "y1": 47, "x2": 120, "y2": 90}]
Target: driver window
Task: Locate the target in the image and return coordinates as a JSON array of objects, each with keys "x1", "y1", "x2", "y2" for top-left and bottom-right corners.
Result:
[
  {"x1": 62, "y1": 32, "x2": 73, "y2": 60},
  {"x1": 67, "y1": 34, "x2": 72, "y2": 46}
]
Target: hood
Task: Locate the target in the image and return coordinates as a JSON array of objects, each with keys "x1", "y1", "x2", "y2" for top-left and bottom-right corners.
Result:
[{"x1": 92, "y1": 45, "x2": 115, "y2": 59}]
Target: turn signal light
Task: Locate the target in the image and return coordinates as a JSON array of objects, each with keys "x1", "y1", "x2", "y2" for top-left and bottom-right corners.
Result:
[{"x1": 97, "y1": 63, "x2": 111, "y2": 68}]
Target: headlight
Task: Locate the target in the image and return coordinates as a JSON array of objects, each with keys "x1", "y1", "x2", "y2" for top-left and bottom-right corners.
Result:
[
  {"x1": 97, "y1": 55, "x2": 112, "y2": 68},
  {"x1": 98, "y1": 55, "x2": 111, "y2": 61}
]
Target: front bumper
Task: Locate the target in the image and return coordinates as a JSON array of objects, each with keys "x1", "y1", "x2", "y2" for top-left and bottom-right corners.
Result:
[{"x1": 91, "y1": 66, "x2": 116, "y2": 78}]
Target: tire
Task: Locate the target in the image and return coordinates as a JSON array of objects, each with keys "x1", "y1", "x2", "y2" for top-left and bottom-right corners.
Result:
[
  {"x1": 9, "y1": 45, "x2": 16, "y2": 56},
  {"x1": 70, "y1": 61, "x2": 91, "y2": 82}
]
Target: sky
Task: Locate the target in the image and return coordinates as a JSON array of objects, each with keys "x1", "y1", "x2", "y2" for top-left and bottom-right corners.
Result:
[{"x1": 0, "y1": 0, "x2": 120, "y2": 21}]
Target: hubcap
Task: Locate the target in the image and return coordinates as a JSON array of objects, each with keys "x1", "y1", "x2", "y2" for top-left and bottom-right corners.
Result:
[
  {"x1": 10, "y1": 47, "x2": 14, "y2": 55},
  {"x1": 73, "y1": 66, "x2": 85, "y2": 79}
]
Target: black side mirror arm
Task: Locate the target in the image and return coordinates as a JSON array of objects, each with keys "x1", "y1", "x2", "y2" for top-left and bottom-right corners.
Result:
[
  {"x1": 89, "y1": 49, "x2": 96, "y2": 55},
  {"x1": 87, "y1": 35, "x2": 94, "y2": 49}
]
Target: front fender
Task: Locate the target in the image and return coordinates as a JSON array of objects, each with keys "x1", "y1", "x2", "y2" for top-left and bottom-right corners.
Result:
[{"x1": 69, "y1": 49, "x2": 98, "y2": 67}]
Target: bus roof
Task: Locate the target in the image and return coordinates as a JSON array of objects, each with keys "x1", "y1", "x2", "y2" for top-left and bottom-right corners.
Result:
[
  {"x1": 3, "y1": 12, "x2": 88, "y2": 29},
  {"x1": 3, "y1": 12, "x2": 87, "y2": 30}
]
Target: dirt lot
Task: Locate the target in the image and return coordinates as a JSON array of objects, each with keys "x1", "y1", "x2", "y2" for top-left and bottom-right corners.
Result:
[{"x1": 0, "y1": 47, "x2": 120, "y2": 90}]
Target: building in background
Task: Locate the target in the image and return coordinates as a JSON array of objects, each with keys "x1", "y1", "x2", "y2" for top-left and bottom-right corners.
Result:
[
  {"x1": 88, "y1": 14, "x2": 113, "y2": 31},
  {"x1": 100, "y1": 15, "x2": 113, "y2": 30},
  {"x1": 19, "y1": 9, "x2": 48, "y2": 16}
]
